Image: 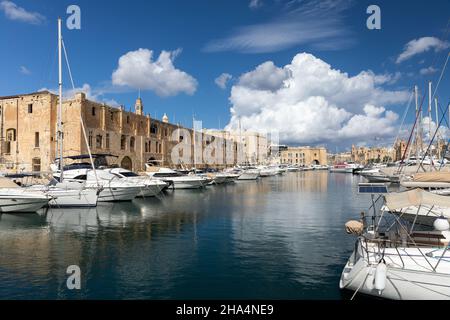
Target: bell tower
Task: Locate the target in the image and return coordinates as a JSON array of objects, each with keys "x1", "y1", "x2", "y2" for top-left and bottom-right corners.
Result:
[{"x1": 135, "y1": 97, "x2": 143, "y2": 116}]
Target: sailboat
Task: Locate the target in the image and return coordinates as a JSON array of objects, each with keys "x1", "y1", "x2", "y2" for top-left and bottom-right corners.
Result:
[
  {"x1": 33, "y1": 18, "x2": 99, "y2": 207},
  {"x1": 340, "y1": 185, "x2": 450, "y2": 300}
]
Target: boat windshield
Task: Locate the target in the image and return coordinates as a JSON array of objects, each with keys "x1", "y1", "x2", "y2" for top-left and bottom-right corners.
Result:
[
  {"x1": 119, "y1": 171, "x2": 140, "y2": 177},
  {"x1": 153, "y1": 172, "x2": 183, "y2": 178}
]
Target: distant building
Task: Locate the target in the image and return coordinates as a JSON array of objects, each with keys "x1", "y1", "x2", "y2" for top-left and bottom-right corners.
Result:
[
  {"x1": 280, "y1": 146, "x2": 327, "y2": 166},
  {"x1": 328, "y1": 152, "x2": 352, "y2": 164},
  {"x1": 351, "y1": 145, "x2": 394, "y2": 164},
  {"x1": 204, "y1": 129, "x2": 268, "y2": 165}
]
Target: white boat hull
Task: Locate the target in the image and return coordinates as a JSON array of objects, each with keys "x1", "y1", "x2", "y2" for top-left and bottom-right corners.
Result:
[
  {"x1": 48, "y1": 188, "x2": 98, "y2": 207},
  {"x1": 237, "y1": 172, "x2": 259, "y2": 180},
  {"x1": 0, "y1": 196, "x2": 49, "y2": 213},
  {"x1": 137, "y1": 183, "x2": 166, "y2": 197},
  {"x1": 92, "y1": 186, "x2": 141, "y2": 201}
]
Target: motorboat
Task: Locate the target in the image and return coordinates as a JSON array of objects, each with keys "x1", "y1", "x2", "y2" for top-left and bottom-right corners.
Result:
[
  {"x1": 329, "y1": 162, "x2": 360, "y2": 173},
  {"x1": 0, "y1": 177, "x2": 50, "y2": 213},
  {"x1": 258, "y1": 166, "x2": 279, "y2": 177},
  {"x1": 102, "y1": 167, "x2": 167, "y2": 197},
  {"x1": 360, "y1": 168, "x2": 391, "y2": 183},
  {"x1": 146, "y1": 167, "x2": 208, "y2": 189},
  {"x1": 235, "y1": 168, "x2": 260, "y2": 180},
  {"x1": 26, "y1": 180, "x2": 98, "y2": 207},
  {"x1": 340, "y1": 186, "x2": 450, "y2": 299},
  {"x1": 54, "y1": 168, "x2": 143, "y2": 201}
]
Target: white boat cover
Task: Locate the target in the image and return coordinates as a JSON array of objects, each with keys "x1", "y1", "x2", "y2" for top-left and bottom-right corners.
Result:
[
  {"x1": 412, "y1": 172, "x2": 450, "y2": 183},
  {"x1": 385, "y1": 189, "x2": 450, "y2": 210},
  {"x1": 0, "y1": 177, "x2": 20, "y2": 188}
]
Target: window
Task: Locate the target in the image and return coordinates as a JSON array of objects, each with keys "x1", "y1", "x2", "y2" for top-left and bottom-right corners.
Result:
[
  {"x1": 28, "y1": 104, "x2": 33, "y2": 113},
  {"x1": 6, "y1": 128, "x2": 16, "y2": 141},
  {"x1": 158, "y1": 143, "x2": 162, "y2": 154},
  {"x1": 130, "y1": 137, "x2": 135, "y2": 151},
  {"x1": 96, "y1": 135, "x2": 103, "y2": 149},
  {"x1": 92, "y1": 107, "x2": 96, "y2": 116},
  {"x1": 105, "y1": 133, "x2": 110, "y2": 149},
  {"x1": 150, "y1": 123, "x2": 158, "y2": 134},
  {"x1": 127, "y1": 116, "x2": 130, "y2": 124},
  {"x1": 179, "y1": 135, "x2": 184, "y2": 142},
  {"x1": 88, "y1": 131, "x2": 93, "y2": 147},
  {"x1": 34, "y1": 132, "x2": 39, "y2": 148},
  {"x1": 145, "y1": 141, "x2": 149, "y2": 153},
  {"x1": 32, "y1": 158, "x2": 41, "y2": 172},
  {"x1": 121, "y1": 135, "x2": 126, "y2": 150},
  {"x1": 110, "y1": 111, "x2": 114, "y2": 121}
]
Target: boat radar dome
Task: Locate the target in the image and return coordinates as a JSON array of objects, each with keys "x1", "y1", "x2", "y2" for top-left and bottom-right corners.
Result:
[
  {"x1": 162, "y1": 113, "x2": 169, "y2": 123},
  {"x1": 433, "y1": 216, "x2": 450, "y2": 232}
]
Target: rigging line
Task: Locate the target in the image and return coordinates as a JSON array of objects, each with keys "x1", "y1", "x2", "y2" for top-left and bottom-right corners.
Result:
[
  {"x1": 432, "y1": 52, "x2": 450, "y2": 102},
  {"x1": 62, "y1": 40, "x2": 76, "y2": 90},
  {"x1": 417, "y1": 100, "x2": 450, "y2": 171},
  {"x1": 391, "y1": 89, "x2": 414, "y2": 149},
  {"x1": 398, "y1": 87, "x2": 425, "y2": 173},
  {"x1": 61, "y1": 37, "x2": 99, "y2": 186}
]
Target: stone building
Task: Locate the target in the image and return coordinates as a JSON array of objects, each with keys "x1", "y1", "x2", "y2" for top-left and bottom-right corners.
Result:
[
  {"x1": 0, "y1": 91, "x2": 239, "y2": 173},
  {"x1": 280, "y1": 146, "x2": 327, "y2": 166},
  {"x1": 204, "y1": 129, "x2": 268, "y2": 165},
  {"x1": 328, "y1": 152, "x2": 352, "y2": 164},
  {"x1": 351, "y1": 145, "x2": 394, "y2": 165}
]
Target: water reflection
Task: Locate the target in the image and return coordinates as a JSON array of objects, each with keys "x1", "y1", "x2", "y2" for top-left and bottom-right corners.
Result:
[{"x1": 0, "y1": 172, "x2": 375, "y2": 299}]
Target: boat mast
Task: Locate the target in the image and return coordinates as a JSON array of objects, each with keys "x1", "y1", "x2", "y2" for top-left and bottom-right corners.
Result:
[
  {"x1": 428, "y1": 81, "x2": 432, "y2": 148},
  {"x1": 414, "y1": 85, "x2": 419, "y2": 160},
  {"x1": 435, "y1": 97, "x2": 440, "y2": 160},
  {"x1": 58, "y1": 18, "x2": 64, "y2": 182}
]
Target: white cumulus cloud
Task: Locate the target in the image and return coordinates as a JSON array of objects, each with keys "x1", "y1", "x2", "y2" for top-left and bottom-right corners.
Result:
[
  {"x1": 396, "y1": 37, "x2": 449, "y2": 64},
  {"x1": 112, "y1": 48, "x2": 198, "y2": 97},
  {"x1": 215, "y1": 73, "x2": 233, "y2": 89},
  {"x1": 238, "y1": 61, "x2": 290, "y2": 91},
  {"x1": 226, "y1": 53, "x2": 410, "y2": 146},
  {"x1": 0, "y1": 1, "x2": 45, "y2": 24}
]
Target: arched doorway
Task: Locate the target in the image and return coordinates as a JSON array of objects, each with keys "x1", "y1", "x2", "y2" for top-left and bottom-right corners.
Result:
[
  {"x1": 312, "y1": 159, "x2": 320, "y2": 165},
  {"x1": 121, "y1": 156, "x2": 132, "y2": 170}
]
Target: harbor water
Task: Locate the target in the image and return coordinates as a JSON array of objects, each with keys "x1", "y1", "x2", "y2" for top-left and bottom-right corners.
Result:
[{"x1": 0, "y1": 171, "x2": 385, "y2": 299}]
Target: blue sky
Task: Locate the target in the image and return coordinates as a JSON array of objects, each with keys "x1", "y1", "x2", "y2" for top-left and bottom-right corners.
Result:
[{"x1": 0, "y1": 0, "x2": 449, "y2": 150}]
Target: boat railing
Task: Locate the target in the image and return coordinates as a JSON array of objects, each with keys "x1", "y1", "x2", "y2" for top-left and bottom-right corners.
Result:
[{"x1": 358, "y1": 235, "x2": 450, "y2": 272}]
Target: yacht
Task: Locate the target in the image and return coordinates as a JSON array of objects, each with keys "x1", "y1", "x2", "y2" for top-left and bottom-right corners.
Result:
[
  {"x1": 0, "y1": 177, "x2": 50, "y2": 213},
  {"x1": 329, "y1": 162, "x2": 360, "y2": 173},
  {"x1": 54, "y1": 168, "x2": 143, "y2": 201},
  {"x1": 145, "y1": 167, "x2": 208, "y2": 189},
  {"x1": 359, "y1": 168, "x2": 391, "y2": 183},
  {"x1": 26, "y1": 180, "x2": 98, "y2": 207},
  {"x1": 340, "y1": 186, "x2": 450, "y2": 299},
  {"x1": 102, "y1": 168, "x2": 167, "y2": 197},
  {"x1": 258, "y1": 166, "x2": 279, "y2": 177},
  {"x1": 235, "y1": 168, "x2": 260, "y2": 180}
]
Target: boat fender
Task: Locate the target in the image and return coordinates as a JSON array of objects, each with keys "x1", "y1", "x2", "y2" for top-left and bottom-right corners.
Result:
[
  {"x1": 374, "y1": 260, "x2": 387, "y2": 293},
  {"x1": 433, "y1": 216, "x2": 450, "y2": 232}
]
